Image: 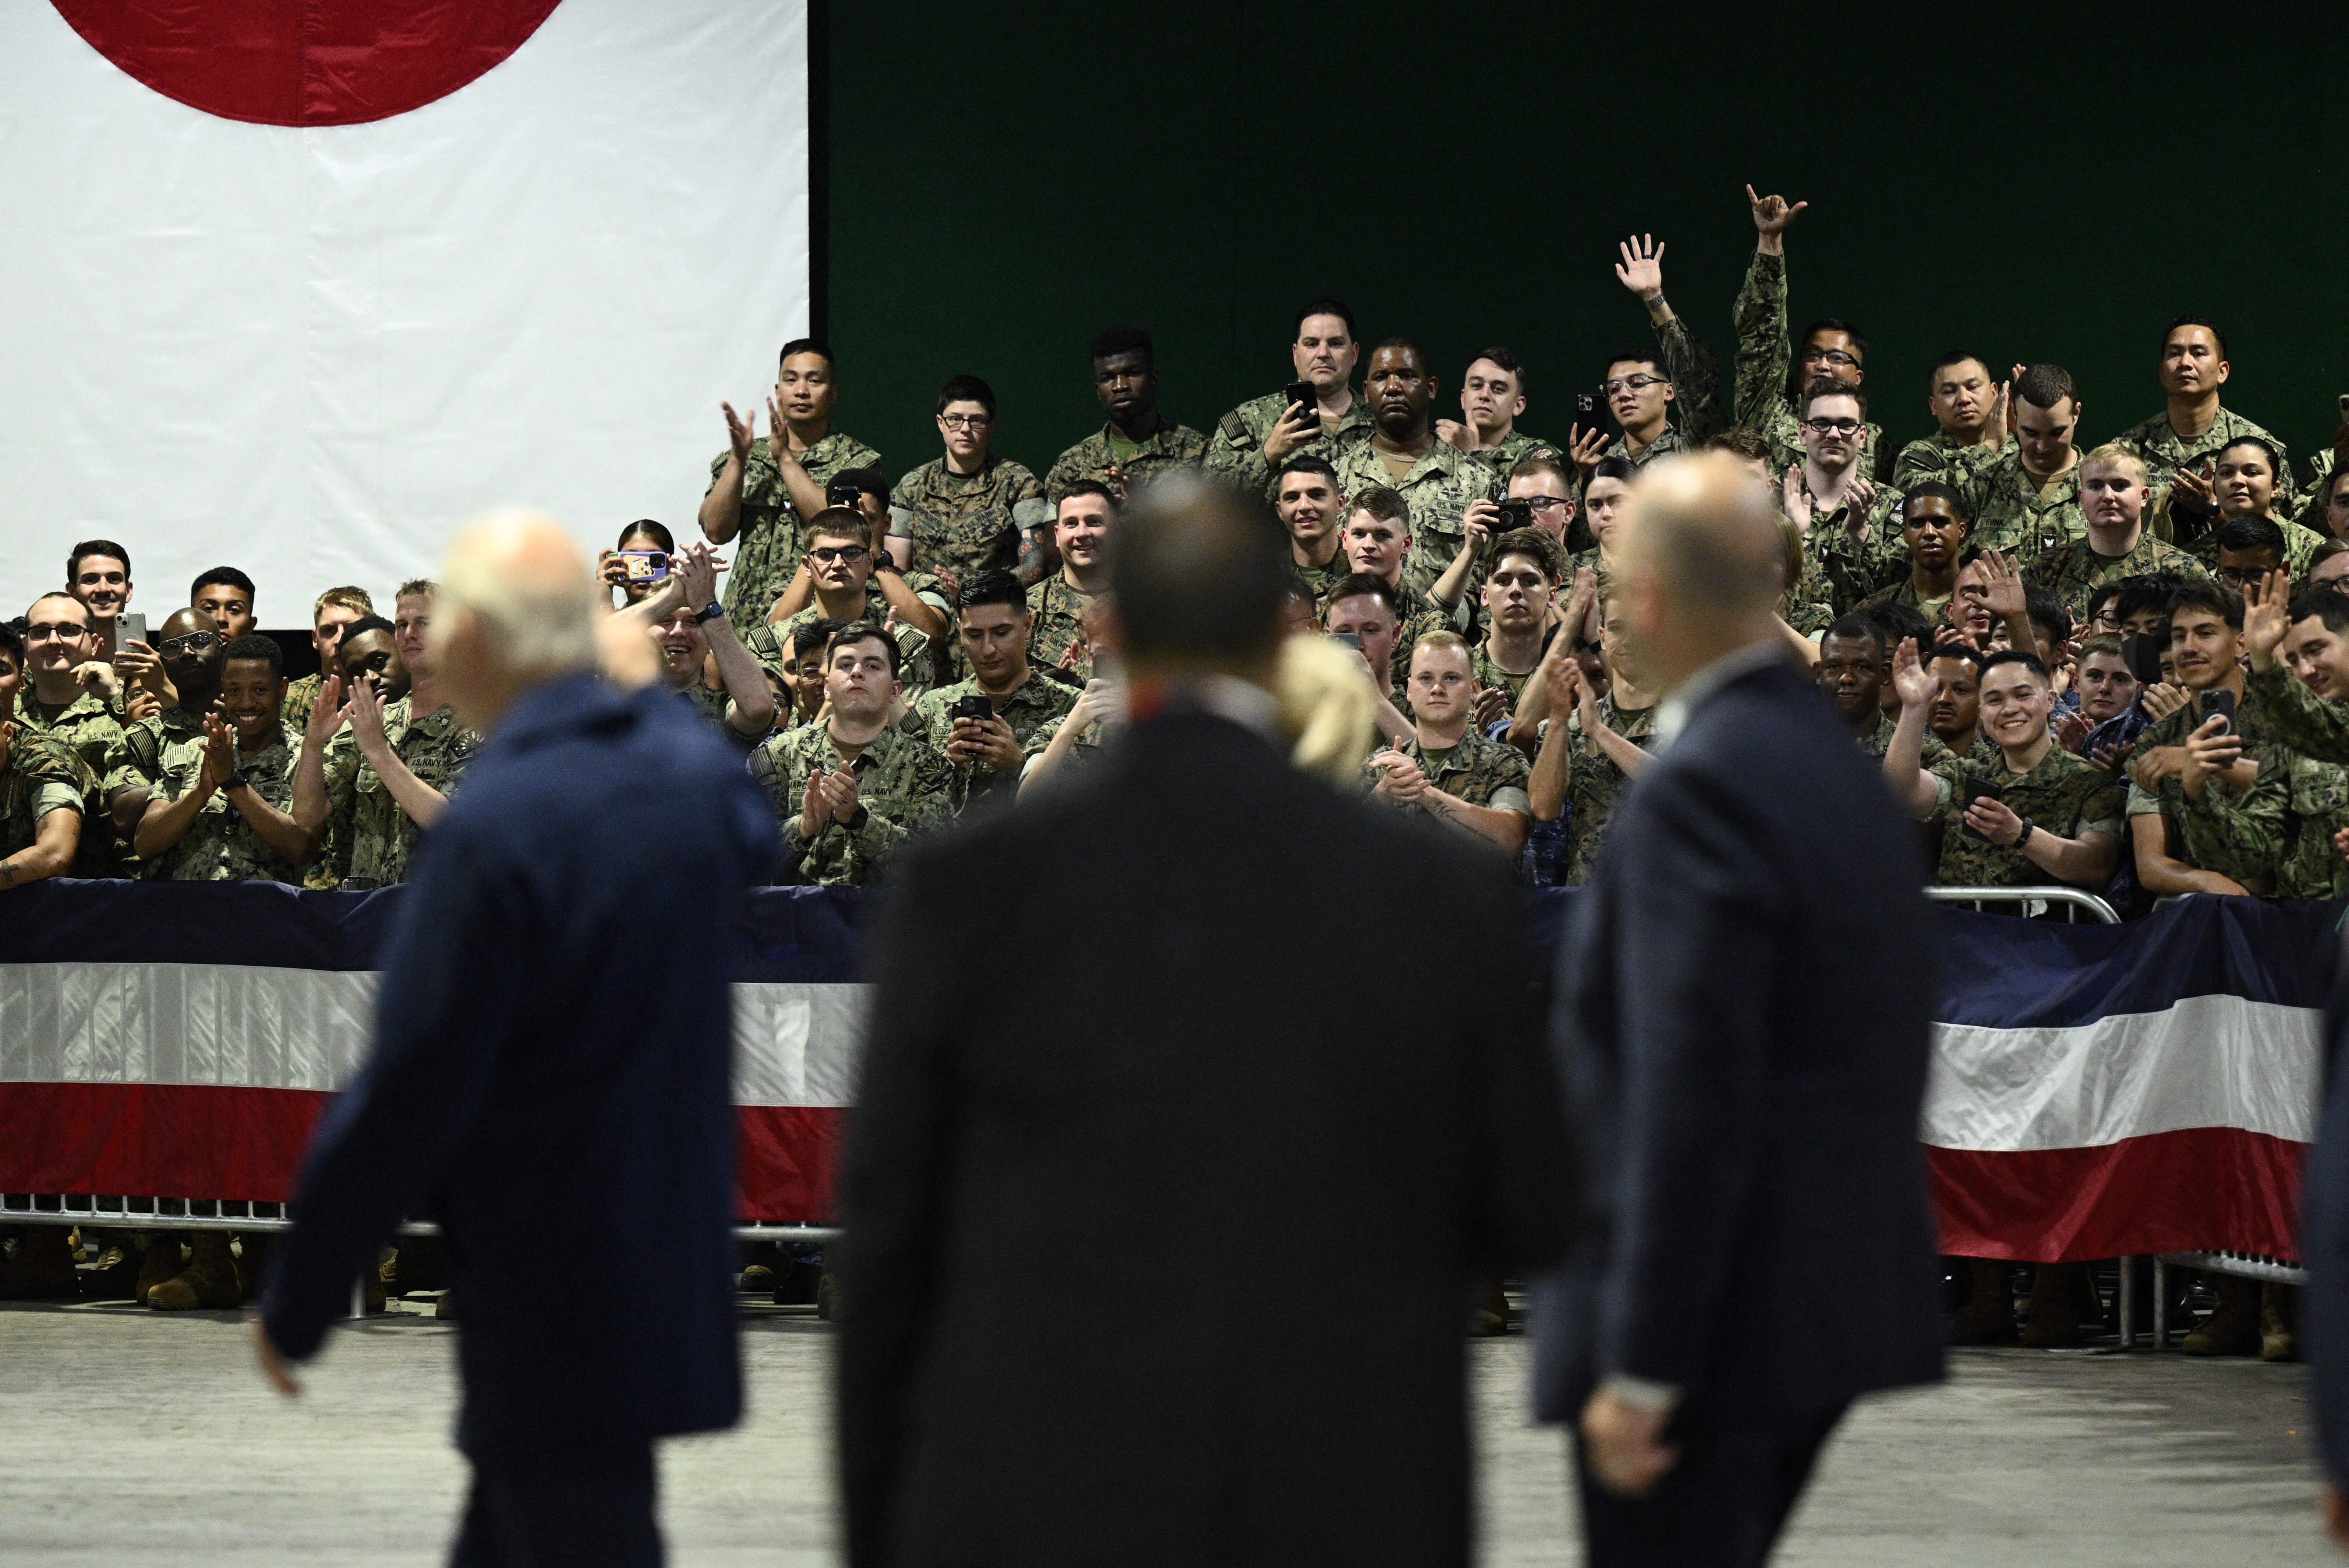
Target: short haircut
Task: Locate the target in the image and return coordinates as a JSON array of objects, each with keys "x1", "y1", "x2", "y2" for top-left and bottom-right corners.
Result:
[
  {"x1": 1859, "y1": 601, "x2": 1932, "y2": 668},
  {"x1": 2217, "y1": 434, "x2": 2282, "y2": 473},
  {"x1": 1902, "y1": 481, "x2": 1970, "y2": 525},
  {"x1": 2024, "y1": 587, "x2": 2073, "y2": 648},
  {"x1": 1801, "y1": 381, "x2": 1868, "y2": 420},
  {"x1": 222, "y1": 632, "x2": 285, "y2": 678},
  {"x1": 1057, "y1": 478, "x2": 1119, "y2": 513},
  {"x1": 2076, "y1": 632, "x2": 2129, "y2": 664},
  {"x1": 1803, "y1": 317, "x2": 1868, "y2": 361},
  {"x1": 792, "y1": 616, "x2": 845, "y2": 660},
  {"x1": 937, "y1": 374, "x2": 995, "y2": 416},
  {"x1": 1277, "y1": 453, "x2": 1339, "y2": 486},
  {"x1": 1925, "y1": 350, "x2": 1990, "y2": 391},
  {"x1": 2329, "y1": 466, "x2": 2349, "y2": 504},
  {"x1": 315, "y1": 585, "x2": 374, "y2": 621},
  {"x1": 1089, "y1": 324, "x2": 1152, "y2": 364},
  {"x1": 2014, "y1": 363, "x2": 2076, "y2": 411},
  {"x1": 825, "y1": 618, "x2": 900, "y2": 679},
  {"x1": 1325, "y1": 573, "x2": 1401, "y2": 620},
  {"x1": 1109, "y1": 478, "x2": 1290, "y2": 667},
  {"x1": 28, "y1": 590, "x2": 90, "y2": 627},
  {"x1": 2115, "y1": 573, "x2": 2189, "y2": 626},
  {"x1": 805, "y1": 507, "x2": 869, "y2": 544},
  {"x1": 1294, "y1": 298, "x2": 1357, "y2": 340},
  {"x1": 2288, "y1": 591, "x2": 2349, "y2": 638},
  {"x1": 1587, "y1": 455, "x2": 1638, "y2": 490},
  {"x1": 0, "y1": 623, "x2": 22, "y2": 669},
  {"x1": 2079, "y1": 443, "x2": 2148, "y2": 483},
  {"x1": 1602, "y1": 346, "x2": 1661, "y2": 380},
  {"x1": 1823, "y1": 614, "x2": 1887, "y2": 657},
  {"x1": 396, "y1": 579, "x2": 436, "y2": 602},
  {"x1": 1412, "y1": 629, "x2": 1471, "y2": 667},
  {"x1": 1927, "y1": 643, "x2": 1986, "y2": 681},
  {"x1": 2164, "y1": 313, "x2": 2227, "y2": 359},
  {"x1": 956, "y1": 569, "x2": 1028, "y2": 616},
  {"x1": 1369, "y1": 336, "x2": 1430, "y2": 376},
  {"x1": 831, "y1": 467, "x2": 890, "y2": 505},
  {"x1": 616, "y1": 519, "x2": 675, "y2": 552},
  {"x1": 2215, "y1": 514, "x2": 2287, "y2": 559},
  {"x1": 2167, "y1": 580, "x2": 2244, "y2": 632},
  {"x1": 1981, "y1": 648, "x2": 2051, "y2": 686},
  {"x1": 780, "y1": 337, "x2": 834, "y2": 369},
  {"x1": 1704, "y1": 426, "x2": 1772, "y2": 464},
  {"x1": 1347, "y1": 486, "x2": 1411, "y2": 528},
  {"x1": 67, "y1": 540, "x2": 131, "y2": 582},
  {"x1": 1507, "y1": 453, "x2": 1572, "y2": 488},
  {"x1": 1472, "y1": 345, "x2": 1525, "y2": 391},
  {"x1": 1489, "y1": 527, "x2": 1563, "y2": 582},
  {"x1": 2311, "y1": 537, "x2": 2349, "y2": 571},
  {"x1": 2085, "y1": 581, "x2": 2128, "y2": 627},
  {"x1": 191, "y1": 566, "x2": 255, "y2": 601},
  {"x1": 340, "y1": 614, "x2": 397, "y2": 643}
]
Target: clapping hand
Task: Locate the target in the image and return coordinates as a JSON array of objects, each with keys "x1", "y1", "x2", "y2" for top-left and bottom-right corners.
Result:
[
  {"x1": 2170, "y1": 459, "x2": 2218, "y2": 519},
  {"x1": 1781, "y1": 466, "x2": 1814, "y2": 534},
  {"x1": 1889, "y1": 637, "x2": 1942, "y2": 711},
  {"x1": 200, "y1": 707, "x2": 237, "y2": 790},
  {"x1": 1473, "y1": 684, "x2": 1513, "y2": 730},
  {"x1": 304, "y1": 674, "x2": 350, "y2": 751},
  {"x1": 347, "y1": 672, "x2": 391, "y2": 762},
  {"x1": 1369, "y1": 749, "x2": 1429, "y2": 803},
  {"x1": 721, "y1": 401, "x2": 757, "y2": 467},
  {"x1": 2052, "y1": 708, "x2": 2092, "y2": 752}
]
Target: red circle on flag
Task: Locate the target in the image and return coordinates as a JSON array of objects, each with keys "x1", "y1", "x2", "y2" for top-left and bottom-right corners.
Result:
[{"x1": 51, "y1": 0, "x2": 565, "y2": 127}]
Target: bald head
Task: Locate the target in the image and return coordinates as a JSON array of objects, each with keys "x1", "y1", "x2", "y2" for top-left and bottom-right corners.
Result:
[
  {"x1": 1620, "y1": 453, "x2": 1787, "y2": 619},
  {"x1": 435, "y1": 511, "x2": 599, "y2": 727}
]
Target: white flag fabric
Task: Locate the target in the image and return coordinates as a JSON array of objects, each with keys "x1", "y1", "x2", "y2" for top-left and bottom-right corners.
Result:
[{"x1": 0, "y1": 0, "x2": 810, "y2": 621}]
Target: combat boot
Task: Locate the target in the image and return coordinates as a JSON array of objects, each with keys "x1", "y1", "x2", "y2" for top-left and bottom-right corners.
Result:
[
  {"x1": 2181, "y1": 1275, "x2": 2259, "y2": 1355},
  {"x1": 2019, "y1": 1263, "x2": 2084, "y2": 1349},
  {"x1": 79, "y1": 1236, "x2": 141, "y2": 1300},
  {"x1": 2261, "y1": 1283, "x2": 2297, "y2": 1362},
  {"x1": 1947, "y1": 1259, "x2": 2017, "y2": 1344},
  {"x1": 0, "y1": 1227, "x2": 80, "y2": 1300},
  {"x1": 134, "y1": 1234, "x2": 184, "y2": 1304},
  {"x1": 148, "y1": 1232, "x2": 242, "y2": 1311}
]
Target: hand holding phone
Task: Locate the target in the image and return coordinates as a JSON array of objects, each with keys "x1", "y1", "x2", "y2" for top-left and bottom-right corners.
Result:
[
  {"x1": 2197, "y1": 687, "x2": 2237, "y2": 734},
  {"x1": 617, "y1": 550, "x2": 669, "y2": 585}
]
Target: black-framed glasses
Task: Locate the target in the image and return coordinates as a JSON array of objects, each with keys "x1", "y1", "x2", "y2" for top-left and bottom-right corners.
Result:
[
  {"x1": 159, "y1": 631, "x2": 219, "y2": 656},
  {"x1": 1801, "y1": 347, "x2": 1860, "y2": 368},
  {"x1": 939, "y1": 414, "x2": 992, "y2": 430},
  {"x1": 24, "y1": 621, "x2": 85, "y2": 640},
  {"x1": 1521, "y1": 495, "x2": 1569, "y2": 513},
  {"x1": 1600, "y1": 374, "x2": 1669, "y2": 396},
  {"x1": 1801, "y1": 417, "x2": 1864, "y2": 436},
  {"x1": 811, "y1": 545, "x2": 870, "y2": 564}
]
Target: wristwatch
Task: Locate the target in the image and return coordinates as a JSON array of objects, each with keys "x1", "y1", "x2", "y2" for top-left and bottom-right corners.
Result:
[
  {"x1": 845, "y1": 805, "x2": 870, "y2": 834},
  {"x1": 692, "y1": 602, "x2": 726, "y2": 624},
  {"x1": 2014, "y1": 817, "x2": 2035, "y2": 849},
  {"x1": 222, "y1": 771, "x2": 250, "y2": 793}
]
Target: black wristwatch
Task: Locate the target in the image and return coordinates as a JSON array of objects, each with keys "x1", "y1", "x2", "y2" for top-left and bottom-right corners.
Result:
[
  {"x1": 692, "y1": 601, "x2": 726, "y2": 624},
  {"x1": 222, "y1": 771, "x2": 250, "y2": 793},
  {"x1": 2014, "y1": 817, "x2": 2035, "y2": 850}
]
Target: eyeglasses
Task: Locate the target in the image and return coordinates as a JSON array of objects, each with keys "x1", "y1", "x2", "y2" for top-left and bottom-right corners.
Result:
[
  {"x1": 25, "y1": 621, "x2": 85, "y2": 640},
  {"x1": 939, "y1": 414, "x2": 992, "y2": 430},
  {"x1": 159, "y1": 632, "x2": 219, "y2": 656},
  {"x1": 811, "y1": 545, "x2": 870, "y2": 564},
  {"x1": 1801, "y1": 418, "x2": 1865, "y2": 436},
  {"x1": 2217, "y1": 566, "x2": 2275, "y2": 586},
  {"x1": 1801, "y1": 347, "x2": 1860, "y2": 368},
  {"x1": 1521, "y1": 495, "x2": 1569, "y2": 513},
  {"x1": 1600, "y1": 374, "x2": 1669, "y2": 396}
]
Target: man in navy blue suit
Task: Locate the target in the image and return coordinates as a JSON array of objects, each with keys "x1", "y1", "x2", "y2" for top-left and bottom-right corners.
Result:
[
  {"x1": 1536, "y1": 454, "x2": 1944, "y2": 1567},
  {"x1": 254, "y1": 513, "x2": 775, "y2": 1568}
]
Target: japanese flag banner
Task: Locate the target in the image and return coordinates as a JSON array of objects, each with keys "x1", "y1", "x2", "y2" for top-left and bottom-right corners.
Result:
[{"x1": 0, "y1": 0, "x2": 810, "y2": 618}]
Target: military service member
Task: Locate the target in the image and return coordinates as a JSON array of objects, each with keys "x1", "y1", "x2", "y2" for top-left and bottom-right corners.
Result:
[
  {"x1": 1274, "y1": 455, "x2": 1351, "y2": 604},
  {"x1": 1203, "y1": 298, "x2": 1373, "y2": 500},
  {"x1": 190, "y1": 567, "x2": 257, "y2": 642},
  {"x1": 2124, "y1": 582, "x2": 2265, "y2": 897},
  {"x1": 755, "y1": 509, "x2": 934, "y2": 704},
  {"x1": 1028, "y1": 481, "x2": 1114, "y2": 679},
  {"x1": 14, "y1": 592, "x2": 127, "y2": 876},
  {"x1": 702, "y1": 338, "x2": 883, "y2": 623},
  {"x1": 1962, "y1": 364, "x2": 2089, "y2": 559},
  {"x1": 282, "y1": 585, "x2": 373, "y2": 729},
  {"x1": 1470, "y1": 529, "x2": 1563, "y2": 722},
  {"x1": 1895, "y1": 353, "x2": 2010, "y2": 491},
  {"x1": 2174, "y1": 436, "x2": 2328, "y2": 574},
  {"x1": 645, "y1": 544, "x2": 776, "y2": 752},
  {"x1": 1365, "y1": 633, "x2": 1531, "y2": 855},
  {"x1": 0, "y1": 636, "x2": 92, "y2": 892},
  {"x1": 1043, "y1": 325, "x2": 1208, "y2": 504},
  {"x1": 1731, "y1": 186, "x2": 1886, "y2": 478},
  {"x1": 912, "y1": 572, "x2": 1077, "y2": 816},
  {"x1": 134, "y1": 634, "x2": 307, "y2": 883},
  {"x1": 1436, "y1": 346, "x2": 1561, "y2": 478},
  {"x1": 2194, "y1": 592, "x2": 2349, "y2": 899},
  {"x1": 1526, "y1": 597, "x2": 1658, "y2": 884},
  {"x1": 102, "y1": 607, "x2": 229, "y2": 862},
  {"x1": 1602, "y1": 233, "x2": 1725, "y2": 467},
  {"x1": 65, "y1": 540, "x2": 135, "y2": 660},
  {"x1": 1858, "y1": 484, "x2": 1972, "y2": 627},
  {"x1": 766, "y1": 469, "x2": 952, "y2": 653},
  {"x1": 1782, "y1": 385, "x2": 1898, "y2": 614},
  {"x1": 1324, "y1": 574, "x2": 1417, "y2": 749},
  {"x1": 750, "y1": 622, "x2": 953, "y2": 887},
  {"x1": 888, "y1": 374, "x2": 1053, "y2": 593},
  {"x1": 1336, "y1": 490, "x2": 1451, "y2": 686},
  {"x1": 1329, "y1": 340, "x2": 1500, "y2": 603},
  {"x1": 2022, "y1": 444, "x2": 2207, "y2": 625},
  {"x1": 2113, "y1": 316, "x2": 2295, "y2": 522}
]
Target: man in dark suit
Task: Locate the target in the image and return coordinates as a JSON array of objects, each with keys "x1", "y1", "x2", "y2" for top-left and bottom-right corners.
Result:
[
  {"x1": 835, "y1": 477, "x2": 1578, "y2": 1568},
  {"x1": 254, "y1": 513, "x2": 775, "y2": 1567},
  {"x1": 1535, "y1": 453, "x2": 1944, "y2": 1567}
]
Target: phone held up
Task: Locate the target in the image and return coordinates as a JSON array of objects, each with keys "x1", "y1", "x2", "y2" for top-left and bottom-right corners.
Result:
[
  {"x1": 1960, "y1": 774, "x2": 2002, "y2": 838},
  {"x1": 825, "y1": 479, "x2": 864, "y2": 509},
  {"x1": 2122, "y1": 634, "x2": 2166, "y2": 689},
  {"x1": 1573, "y1": 391, "x2": 1604, "y2": 436},
  {"x1": 2197, "y1": 687, "x2": 2237, "y2": 734},
  {"x1": 616, "y1": 550, "x2": 669, "y2": 585},
  {"x1": 950, "y1": 694, "x2": 994, "y2": 726},
  {"x1": 115, "y1": 611, "x2": 148, "y2": 658}
]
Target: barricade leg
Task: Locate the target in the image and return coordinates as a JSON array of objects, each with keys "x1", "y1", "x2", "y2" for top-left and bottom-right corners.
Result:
[
  {"x1": 2152, "y1": 1256, "x2": 2168, "y2": 1350},
  {"x1": 2118, "y1": 1256, "x2": 2135, "y2": 1349}
]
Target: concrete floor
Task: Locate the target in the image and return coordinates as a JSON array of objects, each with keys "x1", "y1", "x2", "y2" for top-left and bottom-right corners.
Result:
[{"x1": 0, "y1": 1299, "x2": 2331, "y2": 1565}]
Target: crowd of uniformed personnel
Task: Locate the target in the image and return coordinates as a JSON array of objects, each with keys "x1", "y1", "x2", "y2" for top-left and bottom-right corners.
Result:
[{"x1": 5, "y1": 184, "x2": 2349, "y2": 1336}]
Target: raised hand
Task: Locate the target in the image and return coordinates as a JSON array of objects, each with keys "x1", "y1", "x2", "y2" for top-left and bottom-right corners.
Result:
[
  {"x1": 1978, "y1": 549, "x2": 2027, "y2": 624},
  {"x1": 1781, "y1": 466, "x2": 1814, "y2": 534},
  {"x1": 766, "y1": 390, "x2": 796, "y2": 468},
  {"x1": 1983, "y1": 382, "x2": 2009, "y2": 448},
  {"x1": 675, "y1": 542, "x2": 721, "y2": 607},
  {"x1": 1614, "y1": 234, "x2": 1665, "y2": 300},
  {"x1": 2139, "y1": 681, "x2": 2190, "y2": 722},
  {"x1": 1472, "y1": 685, "x2": 1513, "y2": 730},
  {"x1": 1746, "y1": 184, "x2": 1808, "y2": 243},
  {"x1": 1566, "y1": 424, "x2": 1611, "y2": 485},
  {"x1": 201, "y1": 706, "x2": 237, "y2": 789},
  {"x1": 347, "y1": 671, "x2": 391, "y2": 760},
  {"x1": 1844, "y1": 474, "x2": 1878, "y2": 538},
  {"x1": 1889, "y1": 637, "x2": 1942, "y2": 711},
  {"x1": 799, "y1": 769, "x2": 829, "y2": 841},
  {"x1": 1263, "y1": 400, "x2": 1319, "y2": 467},
  {"x1": 304, "y1": 673, "x2": 350, "y2": 750},
  {"x1": 722, "y1": 401, "x2": 756, "y2": 466},
  {"x1": 2242, "y1": 568, "x2": 2292, "y2": 668}
]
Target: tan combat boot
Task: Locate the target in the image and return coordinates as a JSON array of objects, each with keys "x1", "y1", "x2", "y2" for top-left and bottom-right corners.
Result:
[
  {"x1": 148, "y1": 1232, "x2": 242, "y2": 1311},
  {"x1": 2181, "y1": 1276, "x2": 2259, "y2": 1355},
  {"x1": 2261, "y1": 1284, "x2": 2297, "y2": 1362},
  {"x1": 133, "y1": 1235, "x2": 184, "y2": 1305},
  {"x1": 2019, "y1": 1262, "x2": 2085, "y2": 1349}
]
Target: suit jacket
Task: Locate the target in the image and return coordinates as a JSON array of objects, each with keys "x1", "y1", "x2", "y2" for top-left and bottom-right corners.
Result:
[
  {"x1": 262, "y1": 674, "x2": 776, "y2": 1455},
  {"x1": 1535, "y1": 653, "x2": 1943, "y2": 1425},
  {"x1": 2306, "y1": 953, "x2": 2349, "y2": 1482},
  {"x1": 835, "y1": 709, "x2": 1577, "y2": 1568}
]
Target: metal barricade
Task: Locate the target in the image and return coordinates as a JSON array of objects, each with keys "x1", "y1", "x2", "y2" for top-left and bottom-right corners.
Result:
[
  {"x1": 1, "y1": 1193, "x2": 837, "y2": 1246},
  {"x1": 2143, "y1": 1251, "x2": 2306, "y2": 1350},
  {"x1": 1926, "y1": 886, "x2": 2121, "y2": 923}
]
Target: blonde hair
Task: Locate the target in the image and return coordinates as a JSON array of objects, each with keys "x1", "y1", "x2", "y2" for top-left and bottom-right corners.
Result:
[
  {"x1": 313, "y1": 585, "x2": 373, "y2": 622},
  {"x1": 2079, "y1": 443, "x2": 2148, "y2": 484},
  {"x1": 1411, "y1": 629, "x2": 1472, "y2": 667},
  {"x1": 1277, "y1": 633, "x2": 1378, "y2": 784}
]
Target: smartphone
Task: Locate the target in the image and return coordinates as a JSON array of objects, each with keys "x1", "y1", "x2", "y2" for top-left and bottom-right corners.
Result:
[
  {"x1": 116, "y1": 611, "x2": 148, "y2": 656},
  {"x1": 825, "y1": 479, "x2": 863, "y2": 509},
  {"x1": 2123, "y1": 633, "x2": 2165, "y2": 689},
  {"x1": 2198, "y1": 687, "x2": 2237, "y2": 733},
  {"x1": 617, "y1": 549, "x2": 669, "y2": 584},
  {"x1": 1328, "y1": 631, "x2": 1362, "y2": 651},
  {"x1": 1496, "y1": 498, "x2": 1533, "y2": 530},
  {"x1": 1284, "y1": 381, "x2": 1317, "y2": 423},
  {"x1": 1573, "y1": 391, "x2": 1605, "y2": 433},
  {"x1": 1962, "y1": 775, "x2": 2002, "y2": 812},
  {"x1": 950, "y1": 694, "x2": 993, "y2": 725}
]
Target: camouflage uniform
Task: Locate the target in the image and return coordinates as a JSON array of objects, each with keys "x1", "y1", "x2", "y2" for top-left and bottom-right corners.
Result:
[
  {"x1": 1203, "y1": 388, "x2": 1375, "y2": 501},
  {"x1": 2194, "y1": 743, "x2": 2349, "y2": 899},
  {"x1": 149, "y1": 728, "x2": 302, "y2": 883},
  {"x1": 101, "y1": 707, "x2": 209, "y2": 879},
  {"x1": 1385, "y1": 582, "x2": 1455, "y2": 690},
  {"x1": 1854, "y1": 575, "x2": 1956, "y2": 632},
  {"x1": 754, "y1": 604, "x2": 934, "y2": 705},
  {"x1": 1925, "y1": 743, "x2": 2125, "y2": 887},
  {"x1": 309, "y1": 699, "x2": 479, "y2": 888},
  {"x1": 678, "y1": 684, "x2": 769, "y2": 754},
  {"x1": 748, "y1": 721, "x2": 953, "y2": 887},
  {"x1": 1793, "y1": 479, "x2": 1903, "y2": 616},
  {"x1": 2023, "y1": 532, "x2": 2208, "y2": 627},
  {"x1": 1731, "y1": 250, "x2": 1888, "y2": 480},
  {"x1": 1960, "y1": 450, "x2": 2089, "y2": 559},
  {"x1": 1470, "y1": 430, "x2": 1564, "y2": 483},
  {"x1": 2184, "y1": 514, "x2": 2330, "y2": 577},
  {"x1": 1469, "y1": 639, "x2": 1546, "y2": 707},
  {"x1": 914, "y1": 672, "x2": 1077, "y2": 815},
  {"x1": 2298, "y1": 449, "x2": 2339, "y2": 532},
  {"x1": 1327, "y1": 437, "x2": 1500, "y2": 602},
  {"x1": 1026, "y1": 576, "x2": 1104, "y2": 681},
  {"x1": 707, "y1": 430, "x2": 885, "y2": 623},
  {"x1": 2247, "y1": 661, "x2": 2349, "y2": 765},
  {"x1": 1603, "y1": 313, "x2": 1726, "y2": 467},
  {"x1": 0, "y1": 730, "x2": 94, "y2": 865},
  {"x1": 282, "y1": 672, "x2": 323, "y2": 732},
  {"x1": 1860, "y1": 713, "x2": 1955, "y2": 769},
  {"x1": 2111, "y1": 406, "x2": 2296, "y2": 519},
  {"x1": 1043, "y1": 417, "x2": 1208, "y2": 504},
  {"x1": 1892, "y1": 430, "x2": 2005, "y2": 493},
  {"x1": 889, "y1": 456, "x2": 1052, "y2": 598},
  {"x1": 1295, "y1": 548, "x2": 1354, "y2": 607},
  {"x1": 1554, "y1": 696, "x2": 1659, "y2": 883},
  {"x1": 15, "y1": 690, "x2": 127, "y2": 877},
  {"x1": 2125, "y1": 690, "x2": 2275, "y2": 878},
  {"x1": 1020, "y1": 711, "x2": 1109, "y2": 779},
  {"x1": 1364, "y1": 729, "x2": 1533, "y2": 824}
]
